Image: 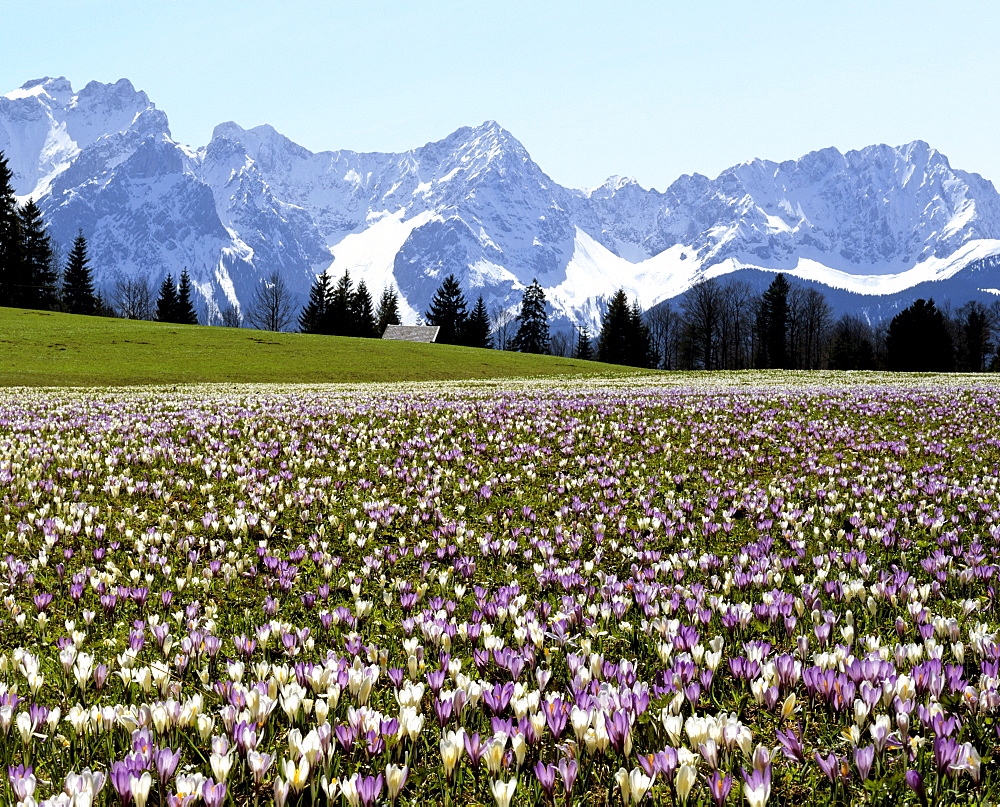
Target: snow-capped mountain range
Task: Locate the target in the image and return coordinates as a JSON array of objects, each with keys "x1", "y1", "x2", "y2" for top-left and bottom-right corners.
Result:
[{"x1": 3, "y1": 76, "x2": 1000, "y2": 328}]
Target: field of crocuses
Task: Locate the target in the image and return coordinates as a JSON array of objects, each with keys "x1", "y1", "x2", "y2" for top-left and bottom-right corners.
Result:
[{"x1": 3, "y1": 374, "x2": 1000, "y2": 806}]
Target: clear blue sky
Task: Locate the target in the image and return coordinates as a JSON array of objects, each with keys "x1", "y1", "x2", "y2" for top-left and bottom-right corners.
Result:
[{"x1": 4, "y1": 0, "x2": 999, "y2": 191}]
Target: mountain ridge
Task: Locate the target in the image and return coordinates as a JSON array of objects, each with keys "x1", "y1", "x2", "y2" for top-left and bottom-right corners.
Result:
[{"x1": 3, "y1": 76, "x2": 999, "y2": 328}]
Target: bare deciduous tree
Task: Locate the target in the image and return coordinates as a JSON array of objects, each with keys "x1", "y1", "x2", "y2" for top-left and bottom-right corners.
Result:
[
  {"x1": 548, "y1": 328, "x2": 572, "y2": 357},
  {"x1": 719, "y1": 280, "x2": 756, "y2": 370},
  {"x1": 490, "y1": 304, "x2": 516, "y2": 351},
  {"x1": 645, "y1": 303, "x2": 684, "y2": 370},
  {"x1": 786, "y1": 286, "x2": 833, "y2": 369},
  {"x1": 247, "y1": 272, "x2": 296, "y2": 332},
  {"x1": 112, "y1": 277, "x2": 154, "y2": 320},
  {"x1": 219, "y1": 304, "x2": 244, "y2": 329},
  {"x1": 681, "y1": 278, "x2": 725, "y2": 370}
]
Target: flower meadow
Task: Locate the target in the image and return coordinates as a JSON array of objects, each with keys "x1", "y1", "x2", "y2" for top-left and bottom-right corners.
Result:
[{"x1": 2, "y1": 375, "x2": 1000, "y2": 806}]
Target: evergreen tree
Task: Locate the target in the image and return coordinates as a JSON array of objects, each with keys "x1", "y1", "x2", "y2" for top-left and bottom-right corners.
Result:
[
  {"x1": 757, "y1": 273, "x2": 791, "y2": 368},
  {"x1": 376, "y1": 286, "x2": 401, "y2": 335},
  {"x1": 463, "y1": 295, "x2": 492, "y2": 349},
  {"x1": 628, "y1": 301, "x2": 658, "y2": 368},
  {"x1": 61, "y1": 231, "x2": 97, "y2": 315},
  {"x1": 886, "y1": 298, "x2": 954, "y2": 371},
  {"x1": 350, "y1": 280, "x2": 377, "y2": 338},
  {"x1": 17, "y1": 200, "x2": 59, "y2": 310},
  {"x1": 175, "y1": 269, "x2": 199, "y2": 325},
  {"x1": 596, "y1": 290, "x2": 657, "y2": 367},
  {"x1": 326, "y1": 270, "x2": 354, "y2": 336},
  {"x1": 0, "y1": 151, "x2": 22, "y2": 307},
  {"x1": 574, "y1": 325, "x2": 593, "y2": 360},
  {"x1": 512, "y1": 279, "x2": 550, "y2": 354},
  {"x1": 425, "y1": 274, "x2": 468, "y2": 344},
  {"x1": 299, "y1": 273, "x2": 331, "y2": 334},
  {"x1": 598, "y1": 289, "x2": 633, "y2": 364},
  {"x1": 155, "y1": 274, "x2": 178, "y2": 322}
]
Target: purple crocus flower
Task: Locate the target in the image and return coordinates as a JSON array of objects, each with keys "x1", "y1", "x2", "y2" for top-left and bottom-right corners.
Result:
[
  {"x1": 32, "y1": 592, "x2": 53, "y2": 612},
  {"x1": 335, "y1": 723, "x2": 357, "y2": 751},
  {"x1": 233, "y1": 721, "x2": 259, "y2": 753},
  {"x1": 7, "y1": 765, "x2": 35, "y2": 802},
  {"x1": 543, "y1": 698, "x2": 569, "y2": 740},
  {"x1": 854, "y1": 745, "x2": 875, "y2": 781},
  {"x1": 357, "y1": 773, "x2": 384, "y2": 807},
  {"x1": 729, "y1": 656, "x2": 761, "y2": 680},
  {"x1": 28, "y1": 703, "x2": 49, "y2": 732},
  {"x1": 533, "y1": 761, "x2": 557, "y2": 800},
  {"x1": 131, "y1": 727, "x2": 155, "y2": 760},
  {"x1": 906, "y1": 770, "x2": 927, "y2": 806},
  {"x1": 656, "y1": 747, "x2": 679, "y2": 779},
  {"x1": 154, "y1": 747, "x2": 181, "y2": 783},
  {"x1": 707, "y1": 771, "x2": 733, "y2": 807},
  {"x1": 684, "y1": 681, "x2": 702, "y2": 707},
  {"x1": 557, "y1": 757, "x2": 578, "y2": 796},
  {"x1": 365, "y1": 729, "x2": 386, "y2": 755},
  {"x1": 110, "y1": 761, "x2": 134, "y2": 806},
  {"x1": 815, "y1": 752, "x2": 847, "y2": 784},
  {"x1": 91, "y1": 662, "x2": 110, "y2": 691},
  {"x1": 606, "y1": 710, "x2": 631, "y2": 754},
  {"x1": 933, "y1": 736, "x2": 961, "y2": 776},
  {"x1": 426, "y1": 669, "x2": 447, "y2": 694},
  {"x1": 202, "y1": 778, "x2": 226, "y2": 807},
  {"x1": 483, "y1": 682, "x2": 515, "y2": 714},
  {"x1": 741, "y1": 765, "x2": 771, "y2": 807},
  {"x1": 637, "y1": 754, "x2": 658, "y2": 778},
  {"x1": 433, "y1": 696, "x2": 454, "y2": 727},
  {"x1": 465, "y1": 732, "x2": 485, "y2": 769},
  {"x1": 776, "y1": 726, "x2": 805, "y2": 764}
]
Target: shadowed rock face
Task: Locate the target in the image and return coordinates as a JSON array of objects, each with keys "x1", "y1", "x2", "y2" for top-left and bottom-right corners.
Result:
[{"x1": 3, "y1": 77, "x2": 1000, "y2": 329}]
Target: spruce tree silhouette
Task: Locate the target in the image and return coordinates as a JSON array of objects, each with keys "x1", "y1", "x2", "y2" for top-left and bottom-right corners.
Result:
[{"x1": 886, "y1": 298, "x2": 954, "y2": 371}]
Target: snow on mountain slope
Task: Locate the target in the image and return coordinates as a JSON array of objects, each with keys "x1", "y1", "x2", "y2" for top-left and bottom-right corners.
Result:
[
  {"x1": 546, "y1": 229, "x2": 696, "y2": 327},
  {"x1": 326, "y1": 209, "x2": 436, "y2": 323},
  {"x1": 3, "y1": 76, "x2": 1000, "y2": 328},
  {"x1": 1, "y1": 77, "x2": 164, "y2": 200},
  {"x1": 777, "y1": 239, "x2": 1000, "y2": 295}
]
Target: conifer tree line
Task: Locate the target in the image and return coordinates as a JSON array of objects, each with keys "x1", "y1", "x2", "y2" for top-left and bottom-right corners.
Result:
[
  {"x1": 153, "y1": 270, "x2": 199, "y2": 325},
  {"x1": 0, "y1": 150, "x2": 104, "y2": 314},
  {"x1": 415, "y1": 270, "x2": 1000, "y2": 372},
  {"x1": 419, "y1": 273, "x2": 493, "y2": 348},
  {"x1": 298, "y1": 269, "x2": 389, "y2": 338}
]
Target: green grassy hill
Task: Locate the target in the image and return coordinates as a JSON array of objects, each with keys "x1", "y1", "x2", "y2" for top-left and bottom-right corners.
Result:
[{"x1": 0, "y1": 308, "x2": 643, "y2": 385}]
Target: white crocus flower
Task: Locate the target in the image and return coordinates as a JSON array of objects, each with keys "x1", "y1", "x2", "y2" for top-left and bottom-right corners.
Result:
[
  {"x1": 490, "y1": 778, "x2": 517, "y2": 807},
  {"x1": 676, "y1": 763, "x2": 698, "y2": 804},
  {"x1": 629, "y1": 768, "x2": 653, "y2": 803},
  {"x1": 130, "y1": 772, "x2": 152, "y2": 807}
]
